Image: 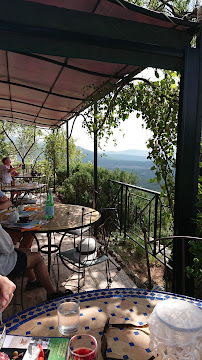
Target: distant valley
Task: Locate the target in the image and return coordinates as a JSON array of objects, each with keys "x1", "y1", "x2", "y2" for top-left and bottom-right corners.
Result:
[{"x1": 78, "y1": 147, "x2": 160, "y2": 192}]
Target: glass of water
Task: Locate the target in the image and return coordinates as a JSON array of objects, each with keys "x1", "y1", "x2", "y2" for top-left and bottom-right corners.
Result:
[{"x1": 57, "y1": 298, "x2": 80, "y2": 336}]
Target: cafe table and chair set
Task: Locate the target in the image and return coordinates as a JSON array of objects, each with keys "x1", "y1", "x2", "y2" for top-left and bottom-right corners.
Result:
[
  {"x1": 0, "y1": 186, "x2": 202, "y2": 360},
  {"x1": 0, "y1": 179, "x2": 46, "y2": 206}
]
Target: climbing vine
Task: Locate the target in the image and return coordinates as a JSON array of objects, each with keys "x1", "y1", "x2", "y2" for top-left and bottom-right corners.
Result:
[{"x1": 82, "y1": 70, "x2": 179, "y2": 216}]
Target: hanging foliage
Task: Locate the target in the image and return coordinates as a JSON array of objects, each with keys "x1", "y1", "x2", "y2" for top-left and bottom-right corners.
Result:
[{"x1": 82, "y1": 70, "x2": 179, "y2": 216}]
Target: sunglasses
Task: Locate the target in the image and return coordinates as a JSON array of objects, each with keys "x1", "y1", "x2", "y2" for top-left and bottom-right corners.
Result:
[{"x1": 101, "y1": 317, "x2": 155, "y2": 360}]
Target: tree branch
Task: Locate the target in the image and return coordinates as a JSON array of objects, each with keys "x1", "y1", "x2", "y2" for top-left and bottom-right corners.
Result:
[
  {"x1": 31, "y1": 150, "x2": 44, "y2": 170},
  {"x1": 96, "y1": 87, "x2": 120, "y2": 133},
  {"x1": 23, "y1": 126, "x2": 36, "y2": 161},
  {"x1": 132, "y1": 76, "x2": 179, "y2": 103},
  {"x1": 2, "y1": 125, "x2": 22, "y2": 160},
  {"x1": 154, "y1": 0, "x2": 179, "y2": 17}
]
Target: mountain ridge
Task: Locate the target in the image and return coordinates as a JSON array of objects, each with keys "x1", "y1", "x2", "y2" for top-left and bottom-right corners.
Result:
[{"x1": 78, "y1": 146, "x2": 160, "y2": 191}]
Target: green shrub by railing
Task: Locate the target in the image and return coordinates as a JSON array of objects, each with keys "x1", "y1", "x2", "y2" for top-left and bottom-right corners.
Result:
[{"x1": 56, "y1": 162, "x2": 139, "y2": 210}]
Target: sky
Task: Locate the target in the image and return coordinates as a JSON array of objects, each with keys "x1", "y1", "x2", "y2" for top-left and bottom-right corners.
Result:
[
  {"x1": 69, "y1": 114, "x2": 152, "y2": 152},
  {"x1": 68, "y1": 68, "x2": 154, "y2": 152}
]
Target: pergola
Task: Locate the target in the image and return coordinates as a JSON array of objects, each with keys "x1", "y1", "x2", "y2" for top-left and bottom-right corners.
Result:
[{"x1": 0, "y1": 0, "x2": 201, "y2": 296}]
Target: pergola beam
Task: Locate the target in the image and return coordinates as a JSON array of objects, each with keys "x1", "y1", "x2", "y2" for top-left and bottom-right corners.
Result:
[
  {"x1": 0, "y1": 0, "x2": 197, "y2": 71},
  {"x1": 14, "y1": 52, "x2": 121, "y2": 79}
]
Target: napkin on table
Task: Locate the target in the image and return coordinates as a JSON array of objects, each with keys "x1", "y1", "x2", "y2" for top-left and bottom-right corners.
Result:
[{"x1": 24, "y1": 206, "x2": 42, "y2": 212}]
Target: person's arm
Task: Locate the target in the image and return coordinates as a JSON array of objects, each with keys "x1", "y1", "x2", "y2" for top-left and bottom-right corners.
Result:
[
  {"x1": 0, "y1": 191, "x2": 12, "y2": 209},
  {"x1": 9, "y1": 164, "x2": 22, "y2": 174},
  {"x1": 0, "y1": 275, "x2": 16, "y2": 311},
  {"x1": 0, "y1": 198, "x2": 12, "y2": 210}
]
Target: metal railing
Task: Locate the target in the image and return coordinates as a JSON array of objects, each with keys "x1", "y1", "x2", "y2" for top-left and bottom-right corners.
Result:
[{"x1": 108, "y1": 179, "x2": 173, "y2": 268}]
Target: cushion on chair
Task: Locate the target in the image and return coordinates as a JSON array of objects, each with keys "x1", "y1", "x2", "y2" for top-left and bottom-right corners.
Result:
[{"x1": 74, "y1": 237, "x2": 97, "y2": 262}]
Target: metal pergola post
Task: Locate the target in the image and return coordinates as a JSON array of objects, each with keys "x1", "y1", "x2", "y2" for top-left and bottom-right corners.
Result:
[
  {"x1": 93, "y1": 103, "x2": 98, "y2": 210},
  {"x1": 66, "y1": 120, "x2": 69, "y2": 178},
  {"x1": 173, "y1": 39, "x2": 202, "y2": 296},
  {"x1": 53, "y1": 129, "x2": 56, "y2": 193}
]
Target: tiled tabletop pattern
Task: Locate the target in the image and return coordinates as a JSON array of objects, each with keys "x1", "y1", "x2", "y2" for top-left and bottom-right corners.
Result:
[{"x1": 2, "y1": 288, "x2": 202, "y2": 360}]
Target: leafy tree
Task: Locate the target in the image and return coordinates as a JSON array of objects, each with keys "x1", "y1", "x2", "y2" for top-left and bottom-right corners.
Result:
[
  {"x1": 0, "y1": 120, "x2": 42, "y2": 166},
  {"x1": 127, "y1": 0, "x2": 196, "y2": 18},
  {"x1": 43, "y1": 127, "x2": 82, "y2": 184},
  {"x1": 78, "y1": 0, "x2": 198, "y2": 215},
  {"x1": 75, "y1": 0, "x2": 201, "y2": 289},
  {"x1": 82, "y1": 70, "x2": 178, "y2": 217},
  {"x1": 0, "y1": 122, "x2": 10, "y2": 159}
]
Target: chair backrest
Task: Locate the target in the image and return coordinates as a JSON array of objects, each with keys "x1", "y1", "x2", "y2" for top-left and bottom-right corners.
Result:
[
  {"x1": 95, "y1": 208, "x2": 118, "y2": 253},
  {"x1": 143, "y1": 230, "x2": 202, "y2": 294},
  {"x1": 75, "y1": 207, "x2": 115, "y2": 264},
  {"x1": 74, "y1": 208, "x2": 98, "y2": 264}
]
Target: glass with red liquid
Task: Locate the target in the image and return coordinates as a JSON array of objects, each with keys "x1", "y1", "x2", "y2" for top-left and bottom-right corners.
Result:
[{"x1": 68, "y1": 334, "x2": 97, "y2": 360}]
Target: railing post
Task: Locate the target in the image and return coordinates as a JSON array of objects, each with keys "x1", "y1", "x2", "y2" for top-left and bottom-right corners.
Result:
[
  {"x1": 143, "y1": 228, "x2": 152, "y2": 289},
  {"x1": 124, "y1": 186, "x2": 128, "y2": 243},
  {"x1": 120, "y1": 184, "x2": 123, "y2": 234},
  {"x1": 153, "y1": 194, "x2": 159, "y2": 256}
]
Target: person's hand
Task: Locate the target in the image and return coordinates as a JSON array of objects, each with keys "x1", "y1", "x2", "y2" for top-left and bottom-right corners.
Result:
[{"x1": 0, "y1": 275, "x2": 16, "y2": 311}]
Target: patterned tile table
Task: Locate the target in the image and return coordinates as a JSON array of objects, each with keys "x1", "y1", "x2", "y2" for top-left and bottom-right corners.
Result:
[{"x1": 2, "y1": 288, "x2": 202, "y2": 360}]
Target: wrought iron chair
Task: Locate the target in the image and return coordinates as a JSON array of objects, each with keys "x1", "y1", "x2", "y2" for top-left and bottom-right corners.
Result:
[
  {"x1": 57, "y1": 207, "x2": 121, "y2": 292},
  {"x1": 142, "y1": 228, "x2": 202, "y2": 293}
]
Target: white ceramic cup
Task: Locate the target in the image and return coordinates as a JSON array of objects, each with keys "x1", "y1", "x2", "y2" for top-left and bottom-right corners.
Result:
[{"x1": 18, "y1": 204, "x2": 24, "y2": 213}]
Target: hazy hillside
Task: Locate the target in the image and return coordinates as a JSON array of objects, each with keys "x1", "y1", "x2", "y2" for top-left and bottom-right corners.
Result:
[{"x1": 78, "y1": 147, "x2": 160, "y2": 191}]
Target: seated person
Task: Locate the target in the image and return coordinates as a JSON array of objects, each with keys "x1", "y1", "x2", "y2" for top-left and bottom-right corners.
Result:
[
  {"x1": 0, "y1": 157, "x2": 22, "y2": 184},
  {"x1": 0, "y1": 190, "x2": 40, "y2": 291},
  {"x1": 0, "y1": 190, "x2": 33, "y2": 250},
  {"x1": 0, "y1": 224, "x2": 73, "y2": 300},
  {"x1": 0, "y1": 275, "x2": 16, "y2": 311}
]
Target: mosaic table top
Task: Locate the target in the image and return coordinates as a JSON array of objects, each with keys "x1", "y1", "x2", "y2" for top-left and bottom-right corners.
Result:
[
  {"x1": 0, "y1": 204, "x2": 100, "y2": 233},
  {"x1": 2, "y1": 288, "x2": 202, "y2": 360},
  {"x1": 1, "y1": 183, "x2": 45, "y2": 192}
]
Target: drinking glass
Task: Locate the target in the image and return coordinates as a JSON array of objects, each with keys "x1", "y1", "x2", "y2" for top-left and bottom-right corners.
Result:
[
  {"x1": 68, "y1": 334, "x2": 97, "y2": 360},
  {"x1": 57, "y1": 298, "x2": 80, "y2": 336},
  {"x1": 0, "y1": 323, "x2": 6, "y2": 350}
]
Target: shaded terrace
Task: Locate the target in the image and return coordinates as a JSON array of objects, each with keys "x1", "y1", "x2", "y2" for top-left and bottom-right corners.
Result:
[{"x1": 0, "y1": 0, "x2": 201, "y2": 296}]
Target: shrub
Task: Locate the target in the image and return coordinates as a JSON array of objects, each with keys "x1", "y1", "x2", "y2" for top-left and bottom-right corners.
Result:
[{"x1": 57, "y1": 162, "x2": 138, "y2": 209}]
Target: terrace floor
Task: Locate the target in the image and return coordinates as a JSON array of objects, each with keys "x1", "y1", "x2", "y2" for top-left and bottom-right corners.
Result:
[{"x1": 3, "y1": 192, "x2": 137, "y2": 321}]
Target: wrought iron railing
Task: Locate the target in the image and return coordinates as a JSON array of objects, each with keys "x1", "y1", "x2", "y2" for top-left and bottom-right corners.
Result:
[{"x1": 108, "y1": 179, "x2": 173, "y2": 268}]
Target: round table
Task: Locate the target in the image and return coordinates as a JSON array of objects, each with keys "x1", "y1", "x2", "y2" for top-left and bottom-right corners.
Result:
[
  {"x1": 1, "y1": 183, "x2": 45, "y2": 192},
  {"x1": 14, "y1": 174, "x2": 46, "y2": 181},
  {"x1": 1, "y1": 183, "x2": 46, "y2": 203},
  {"x1": 0, "y1": 204, "x2": 100, "y2": 273},
  {"x1": 2, "y1": 288, "x2": 202, "y2": 360}
]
